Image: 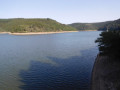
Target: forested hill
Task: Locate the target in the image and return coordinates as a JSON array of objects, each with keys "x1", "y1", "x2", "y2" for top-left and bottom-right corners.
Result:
[
  {"x1": 0, "y1": 18, "x2": 76, "y2": 33},
  {"x1": 98, "y1": 19, "x2": 120, "y2": 31},
  {"x1": 69, "y1": 19, "x2": 120, "y2": 31},
  {"x1": 69, "y1": 21, "x2": 112, "y2": 31}
]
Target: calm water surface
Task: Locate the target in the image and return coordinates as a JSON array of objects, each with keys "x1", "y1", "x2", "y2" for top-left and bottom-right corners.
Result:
[{"x1": 0, "y1": 31, "x2": 101, "y2": 90}]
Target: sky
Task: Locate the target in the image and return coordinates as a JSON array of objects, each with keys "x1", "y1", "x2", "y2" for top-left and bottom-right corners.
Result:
[{"x1": 0, "y1": 0, "x2": 120, "y2": 24}]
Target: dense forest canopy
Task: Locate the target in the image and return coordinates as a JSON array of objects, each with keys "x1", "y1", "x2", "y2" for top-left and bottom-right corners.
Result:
[
  {"x1": 69, "y1": 19, "x2": 120, "y2": 31},
  {"x1": 0, "y1": 18, "x2": 76, "y2": 33},
  {"x1": 69, "y1": 21, "x2": 111, "y2": 30},
  {"x1": 95, "y1": 19, "x2": 120, "y2": 58},
  {"x1": 99, "y1": 19, "x2": 120, "y2": 31}
]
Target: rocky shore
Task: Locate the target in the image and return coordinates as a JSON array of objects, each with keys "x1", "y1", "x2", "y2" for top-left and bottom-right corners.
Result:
[{"x1": 91, "y1": 54, "x2": 120, "y2": 90}]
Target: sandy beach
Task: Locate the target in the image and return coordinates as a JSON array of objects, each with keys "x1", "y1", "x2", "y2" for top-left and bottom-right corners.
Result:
[
  {"x1": 0, "y1": 32, "x2": 11, "y2": 34},
  {"x1": 0, "y1": 30, "x2": 98, "y2": 35},
  {"x1": 0, "y1": 31, "x2": 78, "y2": 35}
]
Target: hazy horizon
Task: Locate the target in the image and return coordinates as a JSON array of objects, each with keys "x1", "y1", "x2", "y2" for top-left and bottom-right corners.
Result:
[
  {"x1": 1, "y1": 0, "x2": 120, "y2": 24},
  {"x1": 0, "y1": 17, "x2": 117, "y2": 24}
]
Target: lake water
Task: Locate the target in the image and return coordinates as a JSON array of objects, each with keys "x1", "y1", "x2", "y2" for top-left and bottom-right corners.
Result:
[{"x1": 0, "y1": 31, "x2": 100, "y2": 90}]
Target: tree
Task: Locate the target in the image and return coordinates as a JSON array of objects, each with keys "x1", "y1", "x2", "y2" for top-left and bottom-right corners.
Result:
[{"x1": 95, "y1": 31, "x2": 120, "y2": 58}]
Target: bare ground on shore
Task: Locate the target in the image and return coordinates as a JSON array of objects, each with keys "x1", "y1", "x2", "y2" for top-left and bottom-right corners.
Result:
[{"x1": 0, "y1": 31, "x2": 78, "y2": 35}]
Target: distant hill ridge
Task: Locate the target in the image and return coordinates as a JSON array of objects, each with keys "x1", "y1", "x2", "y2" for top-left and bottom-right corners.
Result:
[
  {"x1": 69, "y1": 19, "x2": 120, "y2": 31},
  {"x1": 0, "y1": 18, "x2": 76, "y2": 33},
  {"x1": 0, "y1": 18, "x2": 120, "y2": 32}
]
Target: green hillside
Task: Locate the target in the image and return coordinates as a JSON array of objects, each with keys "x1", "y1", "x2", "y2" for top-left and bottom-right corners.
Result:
[
  {"x1": 69, "y1": 21, "x2": 112, "y2": 31},
  {"x1": 0, "y1": 18, "x2": 76, "y2": 33},
  {"x1": 98, "y1": 19, "x2": 120, "y2": 31},
  {"x1": 69, "y1": 19, "x2": 120, "y2": 31}
]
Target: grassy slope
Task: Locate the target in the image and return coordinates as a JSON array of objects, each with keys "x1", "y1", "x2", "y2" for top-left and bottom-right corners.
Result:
[{"x1": 0, "y1": 18, "x2": 77, "y2": 33}]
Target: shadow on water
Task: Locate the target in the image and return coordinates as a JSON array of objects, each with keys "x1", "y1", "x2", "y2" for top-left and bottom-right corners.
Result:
[{"x1": 19, "y1": 47, "x2": 98, "y2": 90}]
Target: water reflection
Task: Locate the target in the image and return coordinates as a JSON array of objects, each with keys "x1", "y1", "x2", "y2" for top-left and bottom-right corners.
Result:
[
  {"x1": 19, "y1": 48, "x2": 97, "y2": 90},
  {"x1": 0, "y1": 31, "x2": 100, "y2": 90}
]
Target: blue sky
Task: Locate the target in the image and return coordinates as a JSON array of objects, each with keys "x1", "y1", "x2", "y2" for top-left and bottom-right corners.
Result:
[{"x1": 1, "y1": 0, "x2": 120, "y2": 24}]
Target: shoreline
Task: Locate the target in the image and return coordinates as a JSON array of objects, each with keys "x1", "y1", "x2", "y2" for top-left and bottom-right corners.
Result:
[
  {"x1": 91, "y1": 54, "x2": 101, "y2": 90},
  {"x1": 91, "y1": 54, "x2": 120, "y2": 90},
  {"x1": 0, "y1": 31, "x2": 78, "y2": 35},
  {"x1": 91, "y1": 54, "x2": 111, "y2": 90},
  {"x1": 0, "y1": 30, "x2": 98, "y2": 35}
]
